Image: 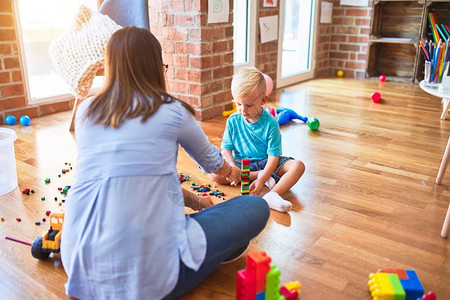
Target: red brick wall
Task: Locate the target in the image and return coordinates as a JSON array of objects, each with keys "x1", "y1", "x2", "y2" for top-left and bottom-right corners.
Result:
[
  {"x1": 0, "y1": 0, "x2": 73, "y2": 125},
  {"x1": 324, "y1": 0, "x2": 371, "y2": 78},
  {"x1": 256, "y1": 2, "x2": 279, "y2": 88},
  {"x1": 149, "y1": 0, "x2": 234, "y2": 120},
  {"x1": 315, "y1": 18, "x2": 332, "y2": 77}
]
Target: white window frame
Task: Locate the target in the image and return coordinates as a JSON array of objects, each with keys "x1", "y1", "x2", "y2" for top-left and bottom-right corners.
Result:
[
  {"x1": 233, "y1": 0, "x2": 257, "y2": 72},
  {"x1": 276, "y1": 0, "x2": 320, "y2": 88}
]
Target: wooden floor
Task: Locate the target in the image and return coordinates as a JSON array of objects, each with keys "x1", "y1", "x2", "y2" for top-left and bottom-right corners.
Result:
[{"x1": 0, "y1": 78, "x2": 449, "y2": 299}]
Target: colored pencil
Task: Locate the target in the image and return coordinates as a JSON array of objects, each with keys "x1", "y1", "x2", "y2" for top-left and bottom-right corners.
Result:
[
  {"x1": 419, "y1": 41, "x2": 430, "y2": 61},
  {"x1": 4, "y1": 235, "x2": 32, "y2": 246},
  {"x1": 436, "y1": 24, "x2": 448, "y2": 42}
]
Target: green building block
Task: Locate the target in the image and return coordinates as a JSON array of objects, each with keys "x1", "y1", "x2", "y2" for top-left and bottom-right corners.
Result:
[
  {"x1": 387, "y1": 273, "x2": 406, "y2": 300},
  {"x1": 265, "y1": 265, "x2": 284, "y2": 300}
]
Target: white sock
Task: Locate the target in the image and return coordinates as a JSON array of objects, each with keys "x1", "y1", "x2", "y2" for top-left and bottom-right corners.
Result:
[
  {"x1": 263, "y1": 192, "x2": 292, "y2": 212},
  {"x1": 257, "y1": 172, "x2": 276, "y2": 189}
]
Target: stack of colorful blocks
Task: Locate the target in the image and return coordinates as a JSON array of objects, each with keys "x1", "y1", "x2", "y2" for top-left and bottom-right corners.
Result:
[
  {"x1": 368, "y1": 268, "x2": 425, "y2": 300},
  {"x1": 241, "y1": 159, "x2": 251, "y2": 195},
  {"x1": 236, "y1": 250, "x2": 301, "y2": 300}
]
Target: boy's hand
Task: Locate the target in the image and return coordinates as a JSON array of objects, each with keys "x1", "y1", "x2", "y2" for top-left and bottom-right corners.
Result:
[
  {"x1": 227, "y1": 165, "x2": 241, "y2": 186},
  {"x1": 249, "y1": 179, "x2": 264, "y2": 196}
]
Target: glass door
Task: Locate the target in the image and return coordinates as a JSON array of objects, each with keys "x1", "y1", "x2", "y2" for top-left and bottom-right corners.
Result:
[
  {"x1": 276, "y1": 0, "x2": 317, "y2": 88},
  {"x1": 233, "y1": 0, "x2": 256, "y2": 71}
]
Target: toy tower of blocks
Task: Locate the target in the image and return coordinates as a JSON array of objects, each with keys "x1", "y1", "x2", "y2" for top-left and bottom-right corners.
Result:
[
  {"x1": 241, "y1": 159, "x2": 251, "y2": 195},
  {"x1": 368, "y1": 268, "x2": 424, "y2": 300},
  {"x1": 236, "y1": 250, "x2": 301, "y2": 300}
]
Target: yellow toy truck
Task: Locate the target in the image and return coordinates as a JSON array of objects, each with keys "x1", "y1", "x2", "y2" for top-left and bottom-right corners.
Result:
[{"x1": 31, "y1": 211, "x2": 64, "y2": 260}]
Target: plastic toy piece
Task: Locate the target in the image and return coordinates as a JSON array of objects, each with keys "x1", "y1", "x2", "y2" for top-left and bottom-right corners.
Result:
[
  {"x1": 387, "y1": 273, "x2": 406, "y2": 300},
  {"x1": 337, "y1": 70, "x2": 344, "y2": 77},
  {"x1": 5, "y1": 235, "x2": 32, "y2": 246},
  {"x1": 31, "y1": 210, "x2": 64, "y2": 260},
  {"x1": 421, "y1": 291, "x2": 436, "y2": 300},
  {"x1": 241, "y1": 159, "x2": 250, "y2": 195},
  {"x1": 236, "y1": 269, "x2": 256, "y2": 300},
  {"x1": 368, "y1": 272, "x2": 397, "y2": 299},
  {"x1": 399, "y1": 270, "x2": 424, "y2": 300},
  {"x1": 371, "y1": 92, "x2": 381, "y2": 103},
  {"x1": 223, "y1": 102, "x2": 236, "y2": 117},
  {"x1": 263, "y1": 73, "x2": 273, "y2": 98},
  {"x1": 266, "y1": 265, "x2": 284, "y2": 300},
  {"x1": 45, "y1": 178, "x2": 51, "y2": 183},
  {"x1": 279, "y1": 286, "x2": 298, "y2": 300},
  {"x1": 379, "y1": 75, "x2": 386, "y2": 82},
  {"x1": 276, "y1": 108, "x2": 308, "y2": 126},
  {"x1": 307, "y1": 117, "x2": 320, "y2": 131},
  {"x1": 378, "y1": 268, "x2": 408, "y2": 280},
  {"x1": 266, "y1": 106, "x2": 276, "y2": 118},
  {"x1": 246, "y1": 251, "x2": 271, "y2": 293},
  {"x1": 61, "y1": 185, "x2": 71, "y2": 195},
  {"x1": 5, "y1": 115, "x2": 16, "y2": 125},
  {"x1": 284, "y1": 281, "x2": 301, "y2": 295},
  {"x1": 255, "y1": 291, "x2": 265, "y2": 300},
  {"x1": 19, "y1": 115, "x2": 31, "y2": 126}
]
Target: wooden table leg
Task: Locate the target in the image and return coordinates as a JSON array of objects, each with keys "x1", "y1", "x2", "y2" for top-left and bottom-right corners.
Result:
[
  {"x1": 440, "y1": 98, "x2": 450, "y2": 120},
  {"x1": 436, "y1": 137, "x2": 450, "y2": 184},
  {"x1": 441, "y1": 204, "x2": 450, "y2": 238}
]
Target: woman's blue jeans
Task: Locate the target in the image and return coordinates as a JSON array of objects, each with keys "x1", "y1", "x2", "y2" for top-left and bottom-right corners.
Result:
[{"x1": 164, "y1": 195, "x2": 270, "y2": 299}]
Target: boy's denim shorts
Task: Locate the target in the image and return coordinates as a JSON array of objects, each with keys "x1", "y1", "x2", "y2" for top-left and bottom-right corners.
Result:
[{"x1": 233, "y1": 156, "x2": 293, "y2": 183}]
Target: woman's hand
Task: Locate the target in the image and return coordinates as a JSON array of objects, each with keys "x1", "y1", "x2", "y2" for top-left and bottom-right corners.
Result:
[
  {"x1": 191, "y1": 195, "x2": 214, "y2": 211},
  {"x1": 249, "y1": 179, "x2": 264, "y2": 196},
  {"x1": 226, "y1": 165, "x2": 241, "y2": 186},
  {"x1": 198, "y1": 195, "x2": 214, "y2": 210}
]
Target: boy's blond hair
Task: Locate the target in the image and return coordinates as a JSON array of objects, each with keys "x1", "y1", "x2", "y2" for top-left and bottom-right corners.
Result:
[{"x1": 231, "y1": 67, "x2": 266, "y2": 100}]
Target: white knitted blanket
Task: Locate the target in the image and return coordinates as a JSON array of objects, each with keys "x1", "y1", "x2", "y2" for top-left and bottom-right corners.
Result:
[{"x1": 49, "y1": 6, "x2": 122, "y2": 98}]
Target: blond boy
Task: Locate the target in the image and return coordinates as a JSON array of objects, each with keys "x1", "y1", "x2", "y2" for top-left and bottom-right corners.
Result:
[{"x1": 209, "y1": 67, "x2": 305, "y2": 212}]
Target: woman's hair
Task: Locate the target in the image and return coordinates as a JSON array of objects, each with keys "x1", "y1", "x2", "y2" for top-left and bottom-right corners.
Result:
[
  {"x1": 231, "y1": 67, "x2": 266, "y2": 101},
  {"x1": 86, "y1": 26, "x2": 195, "y2": 128}
]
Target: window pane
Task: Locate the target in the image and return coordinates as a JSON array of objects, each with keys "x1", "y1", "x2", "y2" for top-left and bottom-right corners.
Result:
[
  {"x1": 281, "y1": 0, "x2": 314, "y2": 77},
  {"x1": 17, "y1": 0, "x2": 101, "y2": 101},
  {"x1": 233, "y1": 0, "x2": 249, "y2": 65}
]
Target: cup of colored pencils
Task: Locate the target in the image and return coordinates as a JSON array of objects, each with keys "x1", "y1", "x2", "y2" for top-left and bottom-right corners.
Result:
[{"x1": 420, "y1": 40, "x2": 449, "y2": 85}]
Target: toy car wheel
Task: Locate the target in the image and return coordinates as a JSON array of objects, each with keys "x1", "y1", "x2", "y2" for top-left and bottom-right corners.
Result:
[{"x1": 31, "y1": 236, "x2": 50, "y2": 260}]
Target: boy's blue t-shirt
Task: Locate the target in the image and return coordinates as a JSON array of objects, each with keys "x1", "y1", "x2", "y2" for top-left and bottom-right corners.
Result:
[{"x1": 221, "y1": 108, "x2": 282, "y2": 161}]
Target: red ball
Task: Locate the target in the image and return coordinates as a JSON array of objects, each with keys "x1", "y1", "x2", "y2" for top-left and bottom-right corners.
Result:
[
  {"x1": 371, "y1": 92, "x2": 381, "y2": 103},
  {"x1": 379, "y1": 75, "x2": 386, "y2": 82}
]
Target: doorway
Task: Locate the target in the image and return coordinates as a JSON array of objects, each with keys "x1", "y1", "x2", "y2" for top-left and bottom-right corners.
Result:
[{"x1": 276, "y1": 0, "x2": 318, "y2": 88}]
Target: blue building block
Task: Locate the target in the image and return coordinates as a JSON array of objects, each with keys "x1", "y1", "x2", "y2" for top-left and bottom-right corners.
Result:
[
  {"x1": 399, "y1": 270, "x2": 424, "y2": 300},
  {"x1": 256, "y1": 291, "x2": 266, "y2": 300}
]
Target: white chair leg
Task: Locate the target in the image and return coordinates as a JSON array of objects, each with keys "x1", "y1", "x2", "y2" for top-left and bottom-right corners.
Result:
[
  {"x1": 440, "y1": 98, "x2": 450, "y2": 120},
  {"x1": 441, "y1": 204, "x2": 450, "y2": 238},
  {"x1": 436, "y1": 137, "x2": 450, "y2": 184}
]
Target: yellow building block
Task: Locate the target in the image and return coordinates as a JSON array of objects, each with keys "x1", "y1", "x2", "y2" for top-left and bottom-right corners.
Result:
[{"x1": 368, "y1": 273, "x2": 395, "y2": 300}]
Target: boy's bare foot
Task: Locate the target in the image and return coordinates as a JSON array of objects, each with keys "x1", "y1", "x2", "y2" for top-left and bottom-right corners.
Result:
[{"x1": 263, "y1": 192, "x2": 292, "y2": 212}]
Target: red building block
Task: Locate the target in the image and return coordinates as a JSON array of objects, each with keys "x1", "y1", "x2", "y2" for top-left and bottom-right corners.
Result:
[
  {"x1": 279, "y1": 286, "x2": 299, "y2": 300},
  {"x1": 378, "y1": 268, "x2": 408, "y2": 279},
  {"x1": 236, "y1": 269, "x2": 256, "y2": 300},
  {"x1": 246, "y1": 251, "x2": 272, "y2": 293}
]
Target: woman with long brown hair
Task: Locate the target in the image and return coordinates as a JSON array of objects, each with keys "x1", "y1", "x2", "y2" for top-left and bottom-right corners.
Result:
[{"x1": 61, "y1": 26, "x2": 269, "y2": 299}]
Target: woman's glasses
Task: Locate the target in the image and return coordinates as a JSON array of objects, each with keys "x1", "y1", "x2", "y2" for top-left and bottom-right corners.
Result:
[{"x1": 163, "y1": 64, "x2": 168, "y2": 74}]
